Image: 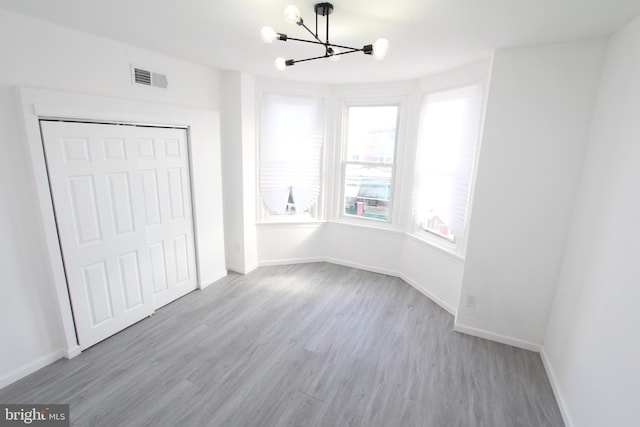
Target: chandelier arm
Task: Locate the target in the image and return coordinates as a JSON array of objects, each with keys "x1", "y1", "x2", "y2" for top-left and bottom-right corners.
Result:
[
  {"x1": 285, "y1": 36, "x2": 365, "y2": 53},
  {"x1": 299, "y1": 21, "x2": 323, "y2": 44},
  {"x1": 329, "y1": 48, "x2": 361, "y2": 56},
  {"x1": 325, "y1": 42, "x2": 365, "y2": 51},
  {"x1": 291, "y1": 54, "x2": 335, "y2": 64},
  {"x1": 290, "y1": 48, "x2": 362, "y2": 65},
  {"x1": 285, "y1": 36, "x2": 327, "y2": 46}
]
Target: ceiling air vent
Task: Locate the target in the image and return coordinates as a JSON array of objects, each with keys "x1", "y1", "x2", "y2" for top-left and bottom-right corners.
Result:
[{"x1": 132, "y1": 66, "x2": 168, "y2": 89}]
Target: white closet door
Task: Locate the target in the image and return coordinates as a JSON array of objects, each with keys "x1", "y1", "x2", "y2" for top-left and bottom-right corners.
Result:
[{"x1": 41, "y1": 121, "x2": 197, "y2": 349}]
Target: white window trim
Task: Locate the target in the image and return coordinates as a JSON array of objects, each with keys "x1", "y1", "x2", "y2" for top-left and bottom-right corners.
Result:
[
  {"x1": 255, "y1": 89, "x2": 330, "y2": 224},
  {"x1": 409, "y1": 77, "x2": 488, "y2": 258},
  {"x1": 335, "y1": 97, "x2": 408, "y2": 229}
]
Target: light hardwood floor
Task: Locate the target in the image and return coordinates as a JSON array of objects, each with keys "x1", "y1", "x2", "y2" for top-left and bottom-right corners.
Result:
[{"x1": 0, "y1": 263, "x2": 564, "y2": 426}]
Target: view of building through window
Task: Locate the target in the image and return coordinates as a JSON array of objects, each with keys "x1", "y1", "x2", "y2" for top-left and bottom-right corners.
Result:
[{"x1": 343, "y1": 105, "x2": 398, "y2": 221}]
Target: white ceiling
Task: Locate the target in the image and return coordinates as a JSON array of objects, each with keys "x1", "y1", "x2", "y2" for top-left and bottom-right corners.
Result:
[{"x1": 1, "y1": 0, "x2": 640, "y2": 84}]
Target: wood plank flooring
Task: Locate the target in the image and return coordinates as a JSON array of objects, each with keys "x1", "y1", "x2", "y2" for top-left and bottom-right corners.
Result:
[{"x1": 0, "y1": 263, "x2": 564, "y2": 426}]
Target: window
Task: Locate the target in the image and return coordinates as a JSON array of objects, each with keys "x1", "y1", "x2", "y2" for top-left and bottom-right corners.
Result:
[
  {"x1": 342, "y1": 105, "x2": 398, "y2": 221},
  {"x1": 414, "y1": 84, "x2": 482, "y2": 250},
  {"x1": 259, "y1": 94, "x2": 324, "y2": 219}
]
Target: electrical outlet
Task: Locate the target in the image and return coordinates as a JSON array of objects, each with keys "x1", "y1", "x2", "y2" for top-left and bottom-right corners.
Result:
[{"x1": 465, "y1": 295, "x2": 477, "y2": 308}]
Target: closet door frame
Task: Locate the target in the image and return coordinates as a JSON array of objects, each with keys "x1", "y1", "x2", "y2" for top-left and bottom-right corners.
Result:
[{"x1": 18, "y1": 87, "x2": 227, "y2": 359}]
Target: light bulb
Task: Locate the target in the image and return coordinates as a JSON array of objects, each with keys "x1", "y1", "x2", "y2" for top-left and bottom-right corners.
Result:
[
  {"x1": 260, "y1": 26, "x2": 277, "y2": 43},
  {"x1": 275, "y1": 57, "x2": 287, "y2": 71},
  {"x1": 284, "y1": 5, "x2": 301, "y2": 24},
  {"x1": 330, "y1": 48, "x2": 340, "y2": 62},
  {"x1": 372, "y1": 38, "x2": 389, "y2": 60}
]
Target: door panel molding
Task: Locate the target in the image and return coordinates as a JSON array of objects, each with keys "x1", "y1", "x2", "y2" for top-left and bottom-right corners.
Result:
[{"x1": 41, "y1": 121, "x2": 197, "y2": 349}]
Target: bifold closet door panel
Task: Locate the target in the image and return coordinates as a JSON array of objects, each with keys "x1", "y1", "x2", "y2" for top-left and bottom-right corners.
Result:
[{"x1": 41, "y1": 121, "x2": 197, "y2": 349}]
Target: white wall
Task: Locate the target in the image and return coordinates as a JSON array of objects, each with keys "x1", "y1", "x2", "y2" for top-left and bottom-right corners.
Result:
[
  {"x1": 0, "y1": 10, "x2": 219, "y2": 109},
  {"x1": 400, "y1": 236, "x2": 464, "y2": 315},
  {"x1": 455, "y1": 40, "x2": 607, "y2": 349},
  {"x1": 542, "y1": 16, "x2": 640, "y2": 427},
  {"x1": 220, "y1": 71, "x2": 259, "y2": 274},
  {"x1": 257, "y1": 223, "x2": 327, "y2": 265},
  {"x1": 0, "y1": 10, "x2": 222, "y2": 387},
  {"x1": 324, "y1": 223, "x2": 404, "y2": 276}
]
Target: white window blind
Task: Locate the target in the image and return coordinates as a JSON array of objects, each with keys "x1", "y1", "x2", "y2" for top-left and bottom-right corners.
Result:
[
  {"x1": 259, "y1": 94, "x2": 324, "y2": 215},
  {"x1": 415, "y1": 84, "x2": 482, "y2": 246}
]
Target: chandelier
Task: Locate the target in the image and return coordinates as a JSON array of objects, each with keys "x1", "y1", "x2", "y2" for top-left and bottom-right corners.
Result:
[{"x1": 261, "y1": 3, "x2": 389, "y2": 70}]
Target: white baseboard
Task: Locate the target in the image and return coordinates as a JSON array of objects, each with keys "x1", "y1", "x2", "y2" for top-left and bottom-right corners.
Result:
[
  {"x1": 226, "y1": 262, "x2": 259, "y2": 275},
  {"x1": 225, "y1": 258, "x2": 544, "y2": 356},
  {"x1": 258, "y1": 257, "x2": 326, "y2": 267},
  {"x1": 199, "y1": 269, "x2": 228, "y2": 289},
  {"x1": 244, "y1": 262, "x2": 259, "y2": 274},
  {"x1": 261, "y1": 256, "x2": 544, "y2": 356},
  {"x1": 540, "y1": 347, "x2": 574, "y2": 427},
  {"x1": 0, "y1": 350, "x2": 66, "y2": 390},
  {"x1": 259, "y1": 257, "x2": 457, "y2": 317},
  {"x1": 323, "y1": 257, "x2": 400, "y2": 279},
  {"x1": 400, "y1": 273, "x2": 457, "y2": 315},
  {"x1": 453, "y1": 322, "x2": 541, "y2": 352},
  {"x1": 258, "y1": 257, "x2": 398, "y2": 278},
  {"x1": 66, "y1": 345, "x2": 81, "y2": 359}
]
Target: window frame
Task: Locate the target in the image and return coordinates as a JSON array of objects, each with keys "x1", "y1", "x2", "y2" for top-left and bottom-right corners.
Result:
[
  {"x1": 410, "y1": 81, "x2": 485, "y2": 257},
  {"x1": 337, "y1": 100, "x2": 402, "y2": 225},
  {"x1": 256, "y1": 90, "x2": 328, "y2": 224}
]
